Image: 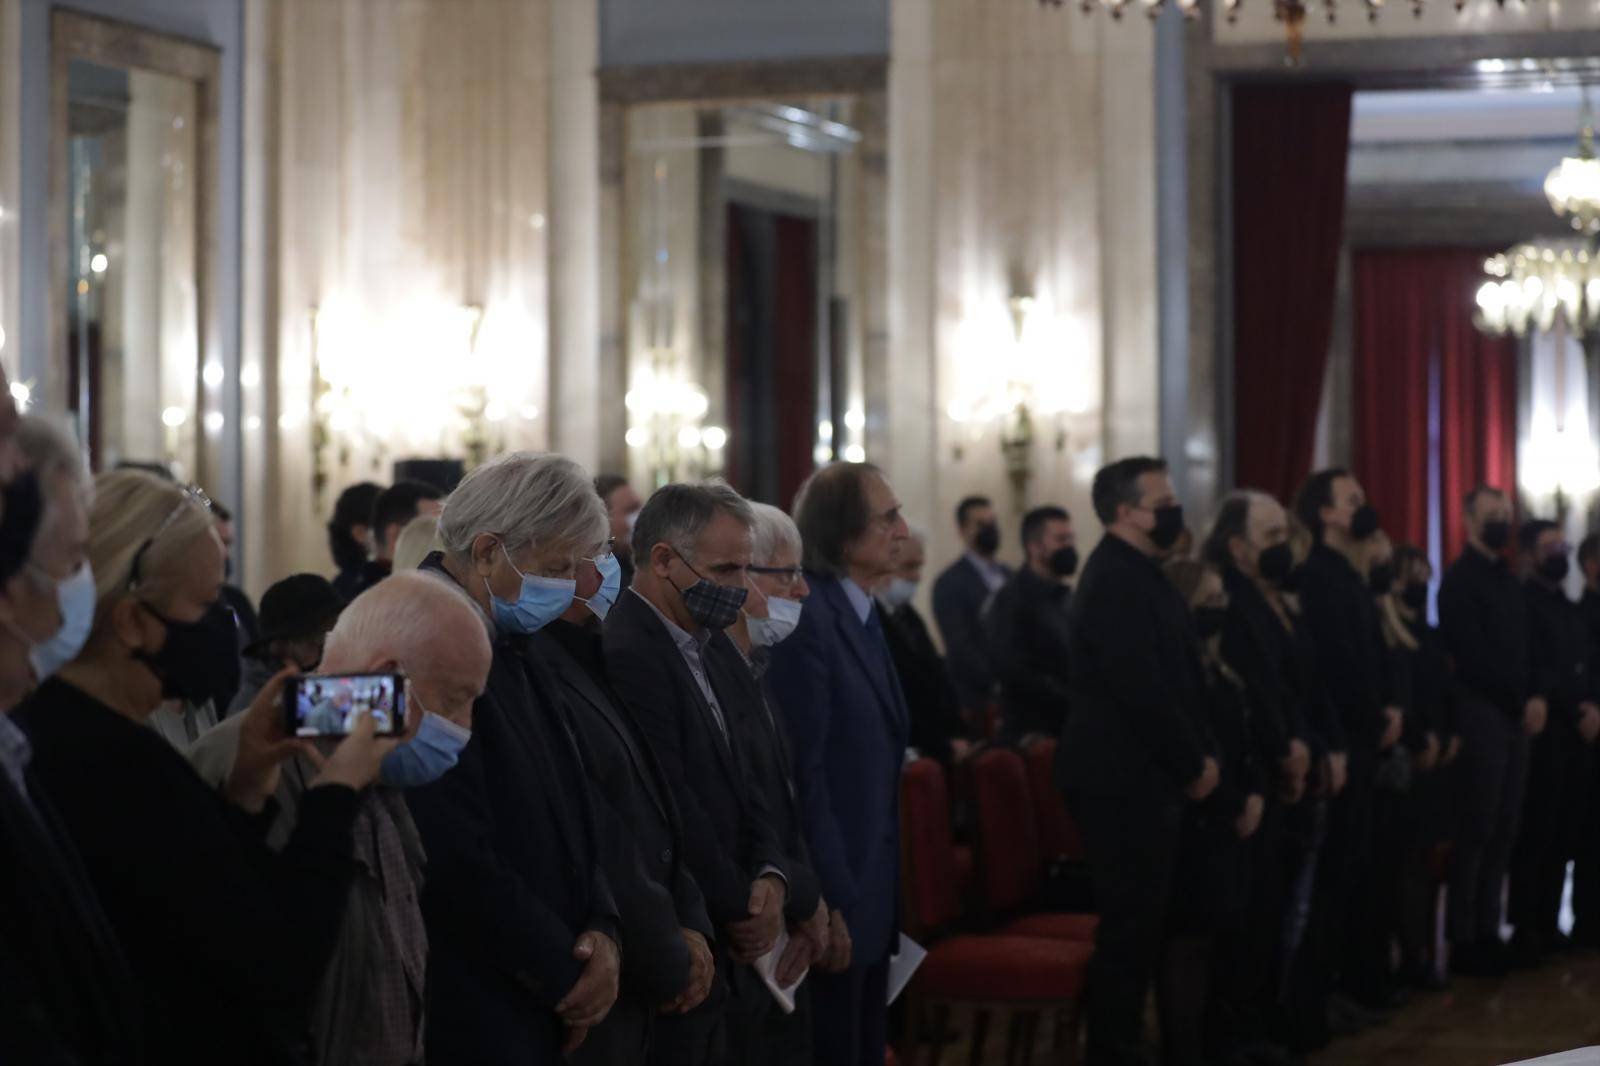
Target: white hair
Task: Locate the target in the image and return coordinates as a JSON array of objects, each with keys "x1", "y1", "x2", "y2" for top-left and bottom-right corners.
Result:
[
  {"x1": 437, "y1": 452, "x2": 607, "y2": 558},
  {"x1": 748, "y1": 501, "x2": 802, "y2": 566},
  {"x1": 322, "y1": 570, "x2": 489, "y2": 676}
]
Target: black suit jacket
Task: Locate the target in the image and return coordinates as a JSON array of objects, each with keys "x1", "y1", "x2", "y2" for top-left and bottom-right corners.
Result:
[
  {"x1": 986, "y1": 567, "x2": 1074, "y2": 741},
  {"x1": 537, "y1": 622, "x2": 712, "y2": 992},
  {"x1": 882, "y1": 601, "x2": 968, "y2": 764},
  {"x1": 706, "y1": 636, "x2": 824, "y2": 925},
  {"x1": 0, "y1": 762, "x2": 140, "y2": 1065},
  {"x1": 932, "y1": 555, "x2": 1008, "y2": 712},
  {"x1": 408, "y1": 561, "x2": 618, "y2": 1065},
  {"x1": 1220, "y1": 566, "x2": 1312, "y2": 775},
  {"x1": 603, "y1": 589, "x2": 786, "y2": 932},
  {"x1": 1298, "y1": 543, "x2": 1390, "y2": 755},
  {"x1": 1056, "y1": 535, "x2": 1211, "y2": 801}
]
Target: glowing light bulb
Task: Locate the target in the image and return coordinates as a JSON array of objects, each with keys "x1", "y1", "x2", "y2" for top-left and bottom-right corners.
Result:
[
  {"x1": 625, "y1": 426, "x2": 649, "y2": 448},
  {"x1": 90, "y1": 253, "x2": 108, "y2": 274},
  {"x1": 8, "y1": 382, "x2": 29, "y2": 408},
  {"x1": 702, "y1": 426, "x2": 727, "y2": 450},
  {"x1": 202, "y1": 362, "x2": 225, "y2": 387},
  {"x1": 844, "y1": 444, "x2": 866, "y2": 463},
  {"x1": 240, "y1": 364, "x2": 261, "y2": 388},
  {"x1": 678, "y1": 426, "x2": 702, "y2": 449},
  {"x1": 162, "y1": 407, "x2": 187, "y2": 428},
  {"x1": 204, "y1": 411, "x2": 225, "y2": 433}
]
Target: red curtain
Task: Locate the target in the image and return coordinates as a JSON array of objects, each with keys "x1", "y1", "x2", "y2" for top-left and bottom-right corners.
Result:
[
  {"x1": 1352, "y1": 249, "x2": 1518, "y2": 563},
  {"x1": 1232, "y1": 83, "x2": 1354, "y2": 504}
]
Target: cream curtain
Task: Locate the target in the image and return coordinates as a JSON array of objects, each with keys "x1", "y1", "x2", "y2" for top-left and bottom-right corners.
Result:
[{"x1": 257, "y1": 0, "x2": 553, "y2": 582}]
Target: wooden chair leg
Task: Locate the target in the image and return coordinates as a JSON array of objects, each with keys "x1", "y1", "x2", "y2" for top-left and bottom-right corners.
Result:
[
  {"x1": 1053, "y1": 1002, "x2": 1082, "y2": 1066},
  {"x1": 1004, "y1": 1011, "x2": 1028, "y2": 1066},
  {"x1": 968, "y1": 1007, "x2": 992, "y2": 1066},
  {"x1": 927, "y1": 1002, "x2": 951, "y2": 1066},
  {"x1": 1019, "y1": 1011, "x2": 1041, "y2": 1066}
]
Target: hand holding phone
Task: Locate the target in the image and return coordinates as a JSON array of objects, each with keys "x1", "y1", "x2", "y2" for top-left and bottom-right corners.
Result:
[{"x1": 285, "y1": 673, "x2": 407, "y2": 738}]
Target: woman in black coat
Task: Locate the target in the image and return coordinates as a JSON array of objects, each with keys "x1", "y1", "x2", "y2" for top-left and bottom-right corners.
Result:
[
  {"x1": 1160, "y1": 558, "x2": 1266, "y2": 1066},
  {"x1": 16, "y1": 471, "x2": 395, "y2": 1066}
]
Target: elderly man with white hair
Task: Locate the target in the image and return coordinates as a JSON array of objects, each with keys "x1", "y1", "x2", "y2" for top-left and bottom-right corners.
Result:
[
  {"x1": 712, "y1": 500, "x2": 834, "y2": 1064},
  {"x1": 189, "y1": 570, "x2": 490, "y2": 1066},
  {"x1": 411, "y1": 451, "x2": 622, "y2": 1064}
]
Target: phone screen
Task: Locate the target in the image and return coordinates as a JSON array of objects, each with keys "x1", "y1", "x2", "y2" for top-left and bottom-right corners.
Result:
[{"x1": 285, "y1": 673, "x2": 405, "y2": 738}]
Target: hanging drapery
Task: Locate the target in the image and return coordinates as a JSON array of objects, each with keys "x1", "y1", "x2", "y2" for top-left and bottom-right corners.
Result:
[
  {"x1": 1352, "y1": 248, "x2": 1518, "y2": 563},
  {"x1": 1231, "y1": 83, "x2": 1354, "y2": 504}
]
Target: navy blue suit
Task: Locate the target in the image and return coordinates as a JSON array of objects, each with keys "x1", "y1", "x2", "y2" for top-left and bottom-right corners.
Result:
[{"x1": 766, "y1": 574, "x2": 909, "y2": 1066}]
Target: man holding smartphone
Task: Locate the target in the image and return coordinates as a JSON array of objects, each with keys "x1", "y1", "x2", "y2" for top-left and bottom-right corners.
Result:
[{"x1": 188, "y1": 571, "x2": 491, "y2": 1066}]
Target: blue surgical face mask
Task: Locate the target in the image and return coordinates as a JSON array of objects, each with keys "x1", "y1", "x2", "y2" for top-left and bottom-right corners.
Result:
[
  {"x1": 486, "y1": 542, "x2": 575, "y2": 635},
  {"x1": 881, "y1": 578, "x2": 918, "y2": 611},
  {"x1": 29, "y1": 562, "x2": 97, "y2": 681},
  {"x1": 748, "y1": 595, "x2": 803, "y2": 647},
  {"x1": 579, "y1": 552, "x2": 622, "y2": 622},
  {"x1": 380, "y1": 702, "x2": 472, "y2": 788}
]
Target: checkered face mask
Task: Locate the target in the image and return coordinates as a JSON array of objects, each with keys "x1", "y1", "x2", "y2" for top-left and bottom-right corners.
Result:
[{"x1": 671, "y1": 550, "x2": 748, "y2": 631}]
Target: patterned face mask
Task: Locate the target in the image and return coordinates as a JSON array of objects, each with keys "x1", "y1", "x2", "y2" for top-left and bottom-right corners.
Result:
[{"x1": 670, "y1": 549, "x2": 748, "y2": 632}]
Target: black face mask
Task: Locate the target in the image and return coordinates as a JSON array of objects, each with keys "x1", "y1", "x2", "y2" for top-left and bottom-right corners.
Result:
[
  {"x1": 1368, "y1": 563, "x2": 1395, "y2": 596},
  {"x1": 1257, "y1": 543, "x2": 1295, "y2": 585},
  {"x1": 1195, "y1": 606, "x2": 1228, "y2": 640},
  {"x1": 1481, "y1": 520, "x2": 1512, "y2": 552},
  {"x1": 1149, "y1": 505, "x2": 1185, "y2": 551},
  {"x1": 973, "y1": 523, "x2": 1001, "y2": 557},
  {"x1": 1048, "y1": 546, "x2": 1079, "y2": 577},
  {"x1": 1401, "y1": 583, "x2": 1429, "y2": 613},
  {"x1": 135, "y1": 600, "x2": 242, "y2": 707},
  {"x1": 1280, "y1": 564, "x2": 1306, "y2": 594},
  {"x1": 1539, "y1": 554, "x2": 1571, "y2": 584},
  {"x1": 1349, "y1": 504, "x2": 1380, "y2": 542}
]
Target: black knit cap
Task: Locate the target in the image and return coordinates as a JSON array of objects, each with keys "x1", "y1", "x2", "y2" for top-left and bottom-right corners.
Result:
[{"x1": 0, "y1": 471, "x2": 43, "y2": 585}]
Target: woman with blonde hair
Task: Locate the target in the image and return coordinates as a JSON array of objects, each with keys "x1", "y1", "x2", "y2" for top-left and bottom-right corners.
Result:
[{"x1": 15, "y1": 470, "x2": 400, "y2": 1065}]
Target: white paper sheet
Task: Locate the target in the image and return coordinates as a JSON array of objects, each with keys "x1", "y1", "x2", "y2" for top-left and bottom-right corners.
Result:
[
  {"x1": 754, "y1": 928, "x2": 807, "y2": 1014},
  {"x1": 886, "y1": 934, "x2": 928, "y2": 1006}
]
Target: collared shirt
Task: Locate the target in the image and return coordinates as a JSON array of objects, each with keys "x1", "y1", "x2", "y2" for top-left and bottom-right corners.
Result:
[
  {"x1": 632, "y1": 589, "x2": 729, "y2": 741},
  {"x1": 841, "y1": 577, "x2": 875, "y2": 625},
  {"x1": 0, "y1": 713, "x2": 35, "y2": 816},
  {"x1": 965, "y1": 550, "x2": 1009, "y2": 595}
]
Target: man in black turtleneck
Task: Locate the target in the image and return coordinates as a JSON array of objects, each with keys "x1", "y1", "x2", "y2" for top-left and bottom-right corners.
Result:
[
  {"x1": 1438, "y1": 485, "x2": 1543, "y2": 977},
  {"x1": 1508, "y1": 521, "x2": 1600, "y2": 966},
  {"x1": 987, "y1": 505, "x2": 1078, "y2": 745},
  {"x1": 1574, "y1": 533, "x2": 1600, "y2": 947},
  {"x1": 1291, "y1": 468, "x2": 1402, "y2": 1016}
]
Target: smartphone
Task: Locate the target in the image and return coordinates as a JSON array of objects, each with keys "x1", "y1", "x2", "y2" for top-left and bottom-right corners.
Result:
[{"x1": 284, "y1": 672, "x2": 406, "y2": 738}]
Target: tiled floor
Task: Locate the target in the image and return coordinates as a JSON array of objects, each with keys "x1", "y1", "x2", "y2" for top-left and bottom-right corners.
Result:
[
  {"x1": 1309, "y1": 954, "x2": 1600, "y2": 1066},
  {"x1": 920, "y1": 952, "x2": 1600, "y2": 1065}
]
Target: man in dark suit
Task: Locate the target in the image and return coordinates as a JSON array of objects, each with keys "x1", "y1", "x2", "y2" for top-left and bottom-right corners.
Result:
[
  {"x1": 767, "y1": 462, "x2": 912, "y2": 1066},
  {"x1": 605, "y1": 483, "x2": 791, "y2": 1064},
  {"x1": 537, "y1": 551, "x2": 719, "y2": 1065},
  {"x1": 407, "y1": 452, "x2": 622, "y2": 1064},
  {"x1": 1056, "y1": 457, "x2": 1218, "y2": 1066},
  {"x1": 1438, "y1": 485, "x2": 1540, "y2": 977},
  {"x1": 878, "y1": 527, "x2": 971, "y2": 765},
  {"x1": 987, "y1": 504, "x2": 1078, "y2": 745},
  {"x1": 932, "y1": 495, "x2": 1010, "y2": 718},
  {"x1": 0, "y1": 405, "x2": 140, "y2": 1063},
  {"x1": 716, "y1": 500, "x2": 833, "y2": 1066}
]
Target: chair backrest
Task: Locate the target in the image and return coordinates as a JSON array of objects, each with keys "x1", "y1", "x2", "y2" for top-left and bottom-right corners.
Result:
[
  {"x1": 900, "y1": 757, "x2": 964, "y2": 932},
  {"x1": 973, "y1": 746, "x2": 1042, "y2": 913},
  {"x1": 1025, "y1": 737, "x2": 1085, "y2": 862}
]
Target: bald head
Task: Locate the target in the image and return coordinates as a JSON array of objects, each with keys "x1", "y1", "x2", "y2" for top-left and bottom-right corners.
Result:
[{"x1": 322, "y1": 570, "x2": 490, "y2": 728}]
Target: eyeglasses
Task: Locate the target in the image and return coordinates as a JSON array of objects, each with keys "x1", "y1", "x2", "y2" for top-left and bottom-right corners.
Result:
[
  {"x1": 749, "y1": 565, "x2": 804, "y2": 586},
  {"x1": 126, "y1": 484, "x2": 212, "y2": 590}
]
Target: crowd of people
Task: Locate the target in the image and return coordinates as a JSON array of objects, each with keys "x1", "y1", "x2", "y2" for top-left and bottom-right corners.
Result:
[{"x1": 2, "y1": 350, "x2": 1597, "y2": 1066}]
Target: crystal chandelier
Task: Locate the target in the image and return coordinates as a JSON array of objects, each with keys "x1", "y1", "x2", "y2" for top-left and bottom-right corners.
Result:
[
  {"x1": 1545, "y1": 113, "x2": 1600, "y2": 236},
  {"x1": 1475, "y1": 242, "x2": 1600, "y2": 338}
]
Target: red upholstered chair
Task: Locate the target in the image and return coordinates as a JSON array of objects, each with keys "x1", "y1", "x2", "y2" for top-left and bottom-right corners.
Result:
[
  {"x1": 900, "y1": 757, "x2": 1090, "y2": 1066},
  {"x1": 972, "y1": 748, "x2": 1098, "y2": 945},
  {"x1": 1024, "y1": 738, "x2": 1085, "y2": 863}
]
